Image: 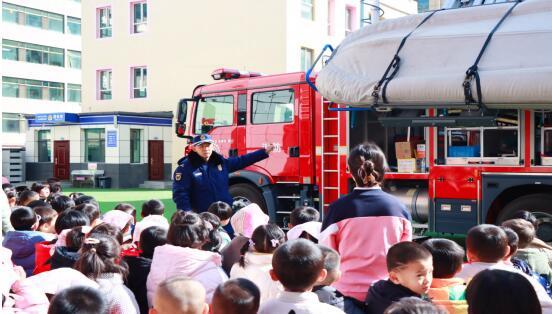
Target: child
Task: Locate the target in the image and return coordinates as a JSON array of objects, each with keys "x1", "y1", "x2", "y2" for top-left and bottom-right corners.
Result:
[
  {"x1": 49, "y1": 194, "x2": 75, "y2": 213},
  {"x1": 75, "y1": 235, "x2": 139, "y2": 314},
  {"x1": 230, "y1": 224, "x2": 285, "y2": 303},
  {"x1": 457, "y1": 224, "x2": 552, "y2": 311},
  {"x1": 90, "y1": 222, "x2": 124, "y2": 245},
  {"x1": 221, "y1": 203, "x2": 269, "y2": 274},
  {"x1": 513, "y1": 211, "x2": 552, "y2": 267},
  {"x1": 74, "y1": 203, "x2": 102, "y2": 227},
  {"x1": 259, "y1": 239, "x2": 344, "y2": 313},
  {"x1": 2, "y1": 206, "x2": 47, "y2": 276},
  {"x1": 124, "y1": 226, "x2": 167, "y2": 314},
  {"x1": 102, "y1": 209, "x2": 134, "y2": 243},
  {"x1": 502, "y1": 218, "x2": 552, "y2": 281},
  {"x1": 384, "y1": 297, "x2": 447, "y2": 314},
  {"x1": 31, "y1": 182, "x2": 50, "y2": 200},
  {"x1": 48, "y1": 286, "x2": 107, "y2": 314},
  {"x1": 17, "y1": 190, "x2": 39, "y2": 206},
  {"x1": 34, "y1": 206, "x2": 58, "y2": 237},
  {"x1": 74, "y1": 195, "x2": 99, "y2": 208},
  {"x1": 150, "y1": 276, "x2": 209, "y2": 314},
  {"x1": 287, "y1": 221, "x2": 322, "y2": 243},
  {"x1": 502, "y1": 227, "x2": 532, "y2": 274},
  {"x1": 208, "y1": 201, "x2": 233, "y2": 248},
  {"x1": 313, "y1": 245, "x2": 345, "y2": 311},
  {"x1": 200, "y1": 212, "x2": 224, "y2": 252},
  {"x1": 147, "y1": 211, "x2": 228, "y2": 305},
  {"x1": 54, "y1": 210, "x2": 90, "y2": 235},
  {"x1": 114, "y1": 203, "x2": 137, "y2": 229},
  {"x1": 365, "y1": 241, "x2": 432, "y2": 314},
  {"x1": 288, "y1": 206, "x2": 320, "y2": 229},
  {"x1": 132, "y1": 199, "x2": 169, "y2": 244},
  {"x1": 51, "y1": 226, "x2": 88, "y2": 269},
  {"x1": 212, "y1": 278, "x2": 261, "y2": 314},
  {"x1": 422, "y1": 238, "x2": 468, "y2": 314}
]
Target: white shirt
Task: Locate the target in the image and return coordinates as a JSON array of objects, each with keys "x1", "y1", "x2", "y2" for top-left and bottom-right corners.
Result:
[
  {"x1": 132, "y1": 215, "x2": 169, "y2": 243},
  {"x1": 258, "y1": 291, "x2": 345, "y2": 314},
  {"x1": 230, "y1": 252, "x2": 283, "y2": 304}
]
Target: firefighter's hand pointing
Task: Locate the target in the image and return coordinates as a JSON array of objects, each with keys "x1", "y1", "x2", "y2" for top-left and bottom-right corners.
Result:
[{"x1": 265, "y1": 144, "x2": 276, "y2": 154}]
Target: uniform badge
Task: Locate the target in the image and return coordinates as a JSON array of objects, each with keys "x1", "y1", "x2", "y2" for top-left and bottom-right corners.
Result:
[
  {"x1": 175, "y1": 173, "x2": 182, "y2": 181},
  {"x1": 218, "y1": 165, "x2": 223, "y2": 171}
]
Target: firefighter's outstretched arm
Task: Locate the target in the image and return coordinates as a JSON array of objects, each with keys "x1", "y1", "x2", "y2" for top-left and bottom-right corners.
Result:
[
  {"x1": 172, "y1": 166, "x2": 192, "y2": 211},
  {"x1": 227, "y1": 144, "x2": 274, "y2": 173}
]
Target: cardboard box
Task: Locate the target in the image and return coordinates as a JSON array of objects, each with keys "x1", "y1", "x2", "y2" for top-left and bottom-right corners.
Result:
[
  {"x1": 416, "y1": 144, "x2": 426, "y2": 159},
  {"x1": 395, "y1": 142, "x2": 415, "y2": 159},
  {"x1": 398, "y1": 158, "x2": 418, "y2": 173}
]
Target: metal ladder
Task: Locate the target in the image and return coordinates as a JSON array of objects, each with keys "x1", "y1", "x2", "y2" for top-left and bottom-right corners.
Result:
[{"x1": 320, "y1": 99, "x2": 343, "y2": 217}]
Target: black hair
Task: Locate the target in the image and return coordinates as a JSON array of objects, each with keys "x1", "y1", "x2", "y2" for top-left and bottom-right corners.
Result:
[
  {"x1": 48, "y1": 286, "x2": 107, "y2": 314},
  {"x1": 18, "y1": 190, "x2": 39, "y2": 206},
  {"x1": 34, "y1": 206, "x2": 58, "y2": 230},
  {"x1": 502, "y1": 226, "x2": 519, "y2": 257},
  {"x1": 213, "y1": 278, "x2": 260, "y2": 314},
  {"x1": 114, "y1": 203, "x2": 136, "y2": 216},
  {"x1": 511, "y1": 210, "x2": 539, "y2": 229},
  {"x1": 68, "y1": 192, "x2": 84, "y2": 201},
  {"x1": 31, "y1": 182, "x2": 50, "y2": 197},
  {"x1": 10, "y1": 206, "x2": 37, "y2": 231},
  {"x1": 46, "y1": 178, "x2": 62, "y2": 194},
  {"x1": 49, "y1": 194, "x2": 75, "y2": 213},
  {"x1": 466, "y1": 224, "x2": 508, "y2": 263},
  {"x1": 466, "y1": 269, "x2": 541, "y2": 314},
  {"x1": 289, "y1": 206, "x2": 320, "y2": 226},
  {"x1": 66, "y1": 226, "x2": 87, "y2": 252},
  {"x1": 199, "y1": 212, "x2": 223, "y2": 252},
  {"x1": 75, "y1": 234, "x2": 128, "y2": 280},
  {"x1": 54, "y1": 210, "x2": 90, "y2": 234},
  {"x1": 421, "y1": 238, "x2": 464, "y2": 278},
  {"x1": 384, "y1": 297, "x2": 447, "y2": 314},
  {"x1": 141, "y1": 199, "x2": 165, "y2": 217},
  {"x1": 387, "y1": 242, "x2": 432, "y2": 272},
  {"x1": 168, "y1": 211, "x2": 209, "y2": 249},
  {"x1": 73, "y1": 203, "x2": 100, "y2": 225},
  {"x1": 3, "y1": 184, "x2": 16, "y2": 199},
  {"x1": 272, "y1": 239, "x2": 324, "y2": 292},
  {"x1": 27, "y1": 199, "x2": 51, "y2": 210},
  {"x1": 208, "y1": 201, "x2": 233, "y2": 221},
  {"x1": 239, "y1": 224, "x2": 285, "y2": 267},
  {"x1": 348, "y1": 142, "x2": 387, "y2": 187},
  {"x1": 139, "y1": 226, "x2": 167, "y2": 258},
  {"x1": 502, "y1": 219, "x2": 536, "y2": 249},
  {"x1": 74, "y1": 195, "x2": 99, "y2": 208},
  {"x1": 90, "y1": 223, "x2": 124, "y2": 245},
  {"x1": 318, "y1": 245, "x2": 340, "y2": 273}
]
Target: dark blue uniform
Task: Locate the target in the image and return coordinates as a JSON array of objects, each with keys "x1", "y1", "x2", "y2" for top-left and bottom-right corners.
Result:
[{"x1": 172, "y1": 149, "x2": 269, "y2": 212}]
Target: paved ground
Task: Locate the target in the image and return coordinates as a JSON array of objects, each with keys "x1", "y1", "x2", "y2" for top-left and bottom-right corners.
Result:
[{"x1": 63, "y1": 188, "x2": 176, "y2": 221}]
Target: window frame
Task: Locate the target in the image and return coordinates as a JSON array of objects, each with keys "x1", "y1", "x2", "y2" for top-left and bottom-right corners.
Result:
[
  {"x1": 193, "y1": 95, "x2": 235, "y2": 134},
  {"x1": 300, "y1": 47, "x2": 313, "y2": 72},
  {"x1": 250, "y1": 88, "x2": 295, "y2": 125},
  {"x1": 131, "y1": 1, "x2": 147, "y2": 34},
  {"x1": 67, "y1": 16, "x2": 81, "y2": 35},
  {"x1": 97, "y1": 6, "x2": 112, "y2": 38},
  {"x1": 2, "y1": 113, "x2": 21, "y2": 133},
  {"x1": 131, "y1": 66, "x2": 147, "y2": 98},
  {"x1": 97, "y1": 69, "x2": 112, "y2": 100},
  {"x1": 4, "y1": 39, "x2": 64, "y2": 67},
  {"x1": 37, "y1": 129, "x2": 52, "y2": 162},
  {"x1": 130, "y1": 128, "x2": 141, "y2": 163},
  {"x1": 68, "y1": 83, "x2": 81, "y2": 102},
  {"x1": 301, "y1": 0, "x2": 314, "y2": 20},
  {"x1": 84, "y1": 128, "x2": 106, "y2": 163},
  {"x1": 67, "y1": 50, "x2": 81, "y2": 69}
]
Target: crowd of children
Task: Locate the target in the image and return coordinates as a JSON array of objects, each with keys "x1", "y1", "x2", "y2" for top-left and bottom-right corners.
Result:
[{"x1": 2, "y1": 142, "x2": 552, "y2": 314}]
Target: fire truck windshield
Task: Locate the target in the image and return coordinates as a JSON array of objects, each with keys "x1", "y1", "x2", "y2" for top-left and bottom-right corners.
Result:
[{"x1": 193, "y1": 95, "x2": 234, "y2": 134}]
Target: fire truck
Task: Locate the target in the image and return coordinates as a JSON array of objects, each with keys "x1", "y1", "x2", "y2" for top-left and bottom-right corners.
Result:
[{"x1": 175, "y1": 67, "x2": 552, "y2": 238}]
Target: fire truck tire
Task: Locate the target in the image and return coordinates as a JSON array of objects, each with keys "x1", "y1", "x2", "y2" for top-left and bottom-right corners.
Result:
[
  {"x1": 229, "y1": 183, "x2": 267, "y2": 213},
  {"x1": 496, "y1": 193, "x2": 552, "y2": 242}
]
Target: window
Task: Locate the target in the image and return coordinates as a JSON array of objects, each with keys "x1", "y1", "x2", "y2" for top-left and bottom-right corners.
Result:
[
  {"x1": 2, "y1": 113, "x2": 20, "y2": 133},
  {"x1": 67, "y1": 17, "x2": 81, "y2": 35},
  {"x1": 68, "y1": 84, "x2": 81, "y2": 102},
  {"x1": 2, "y1": 40, "x2": 19, "y2": 61},
  {"x1": 345, "y1": 6, "x2": 355, "y2": 35},
  {"x1": 130, "y1": 129, "x2": 141, "y2": 163},
  {"x1": 194, "y1": 95, "x2": 234, "y2": 134},
  {"x1": 301, "y1": 0, "x2": 314, "y2": 20},
  {"x1": 2, "y1": 77, "x2": 19, "y2": 97},
  {"x1": 3, "y1": 4, "x2": 64, "y2": 32},
  {"x1": 327, "y1": 0, "x2": 335, "y2": 35},
  {"x1": 98, "y1": 7, "x2": 112, "y2": 38},
  {"x1": 47, "y1": 12, "x2": 64, "y2": 32},
  {"x1": 49, "y1": 82, "x2": 64, "y2": 101},
  {"x1": 98, "y1": 70, "x2": 112, "y2": 100},
  {"x1": 132, "y1": 67, "x2": 147, "y2": 98},
  {"x1": 252, "y1": 89, "x2": 294, "y2": 124},
  {"x1": 84, "y1": 129, "x2": 105, "y2": 162},
  {"x1": 2, "y1": 77, "x2": 64, "y2": 101},
  {"x1": 68, "y1": 50, "x2": 81, "y2": 69},
  {"x1": 300, "y1": 47, "x2": 313, "y2": 72},
  {"x1": 2, "y1": 3, "x2": 19, "y2": 23},
  {"x1": 4, "y1": 40, "x2": 64, "y2": 67},
  {"x1": 37, "y1": 130, "x2": 51, "y2": 162},
  {"x1": 132, "y1": 2, "x2": 147, "y2": 33}
]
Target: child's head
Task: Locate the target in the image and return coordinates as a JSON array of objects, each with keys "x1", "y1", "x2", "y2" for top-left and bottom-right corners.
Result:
[
  {"x1": 287, "y1": 221, "x2": 322, "y2": 243},
  {"x1": 140, "y1": 226, "x2": 167, "y2": 259},
  {"x1": 199, "y1": 212, "x2": 223, "y2": 252},
  {"x1": 89, "y1": 222, "x2": 124, "y2": 245},
  {"x1": 114, "y1": 203, "x2": 136, "y2": 224},
  {"x1": 34, "y1": 206, "x2": 58, "y2": 234},
  {"x1": 208, "y1": 201, "x2": 232, "y2": 226},
  {"x1": 501, "y1": 226, "x2": 519, "y2": 260},
  {"x1": 511, "y1": 210, "x2": 539, "y2": 230},
  {"x1": 74, "y1": 195, "x2": 99, "y2": 208},
  {"x1": 502, "y1": 219, "x2": 535, "y2": 249},
  {"x1": 142, "y1": 199, "x2": 165, "y2": 217},
  {"x1": 27, "y1": 199, "x2": 51, "y2": 210},
  {"x1": 466, "y1": 224, "x2": 509, "y2": 263},
  {"x1": 65, "y1": 226, "x2": 87, "y2": 252},
  {"x1": 48, "y1": 286, "x2": 107, "y2": 314},
  {"x1": 466, "y1": 269, "x2": 541, "y2": 314},
  {"x1": 168, "y1": 211, "x2": 209, "y2": 249},
  {"x1": 230, "y1": 203, "x2": 269, "y2": 238},
  {"x1": 10, "y1": 206, "x2": 39, "y2": 231},
  {"x1": 47, "y1": 178, "x2": 62, "y2": 194},
  {"x1": 239, "y1": 224, "x2": 285, "y2": 267},
  {"x1": 421, "y1": 238, "x2": 464, "y2": 279},
  {"x1": 387, "y1": 242, "x2": 433, "y2": 295},
  {"x1": 289, "y1": 206, "x2": 320, "y2": 228},
  {"x1": 74, "y1": 203, "x2": 101, "y2": 227},
  {"x1": 270, "y1": 239, "x2": 326, "y2": 292},
  {"x1": 31, "y1": 182, "x2": 50, "y2": 200},
  {"x1": 49, "y1": 194, "x2": 75, "y2": 213},
  {"x1": 384, "y1": 296, "x2": 447, "y2": 314},
  {"x1": 18, "y1": 190, "x2": 39, "y2": 206},
  {"x1": 75, "y1": 235, "x2": 128, "y2": 280},
  {"x1": 348, "y1": 142, "x2": 387, "y2": 188},
  {"x1": 151, "y1": 276, "x2": 209, "y2": 314},
  {"x1": 54, "y1": 210, "x2": 90, "y2": 234},
  {"x1": 102, "y1": 210, "x2": 133, "y2": 238},
  {"x1": 68, "y1": 192, "x2": 84, "y2": 201},
  {"x1": 317, "y1": 245, "x2": 341, "y2": 286},
  {"x1": 212, "y1": 278, "x2": 260, "y2": 314}
]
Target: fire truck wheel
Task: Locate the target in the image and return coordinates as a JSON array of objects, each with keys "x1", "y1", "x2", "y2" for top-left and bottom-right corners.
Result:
[
  {"x1": 229, "y1": 183, "x2": 267, "y2": 213},
  {"x1": 496, "y1": 193, "x2": 552, "y2": 242}
]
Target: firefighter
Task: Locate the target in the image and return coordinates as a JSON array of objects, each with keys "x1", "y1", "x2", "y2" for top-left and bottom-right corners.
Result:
[{"x1": 172, "y1": 134, "x2": 274, "y2": 213}]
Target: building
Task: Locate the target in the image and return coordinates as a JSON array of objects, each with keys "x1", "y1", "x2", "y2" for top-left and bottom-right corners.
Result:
[{"x1": 1, "y1": 0, "x2": 82, "y2": 183}]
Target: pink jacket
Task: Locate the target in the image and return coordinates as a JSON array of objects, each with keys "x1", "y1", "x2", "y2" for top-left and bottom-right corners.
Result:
[{"x1": 146, "y1": 244, "x2": 228, "y2": 306}]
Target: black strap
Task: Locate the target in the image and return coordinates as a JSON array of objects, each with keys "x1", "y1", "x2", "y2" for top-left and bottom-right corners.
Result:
[
  {"x1": 371, "y1": 9, "x2": 442, "y2": 106},
  {"x1": 463, "y1": 1, "x2": 521, "y2": 108}
]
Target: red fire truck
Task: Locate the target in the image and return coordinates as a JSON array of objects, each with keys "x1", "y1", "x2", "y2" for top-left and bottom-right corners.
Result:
[{"x1": 175, "y1": 67, "x2": 552, "y2": 238}]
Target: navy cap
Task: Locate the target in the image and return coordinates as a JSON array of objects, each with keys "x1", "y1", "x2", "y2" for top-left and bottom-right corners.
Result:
[{"x1": 192, "y1": 134, "x2": 214, "y2": 146}]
